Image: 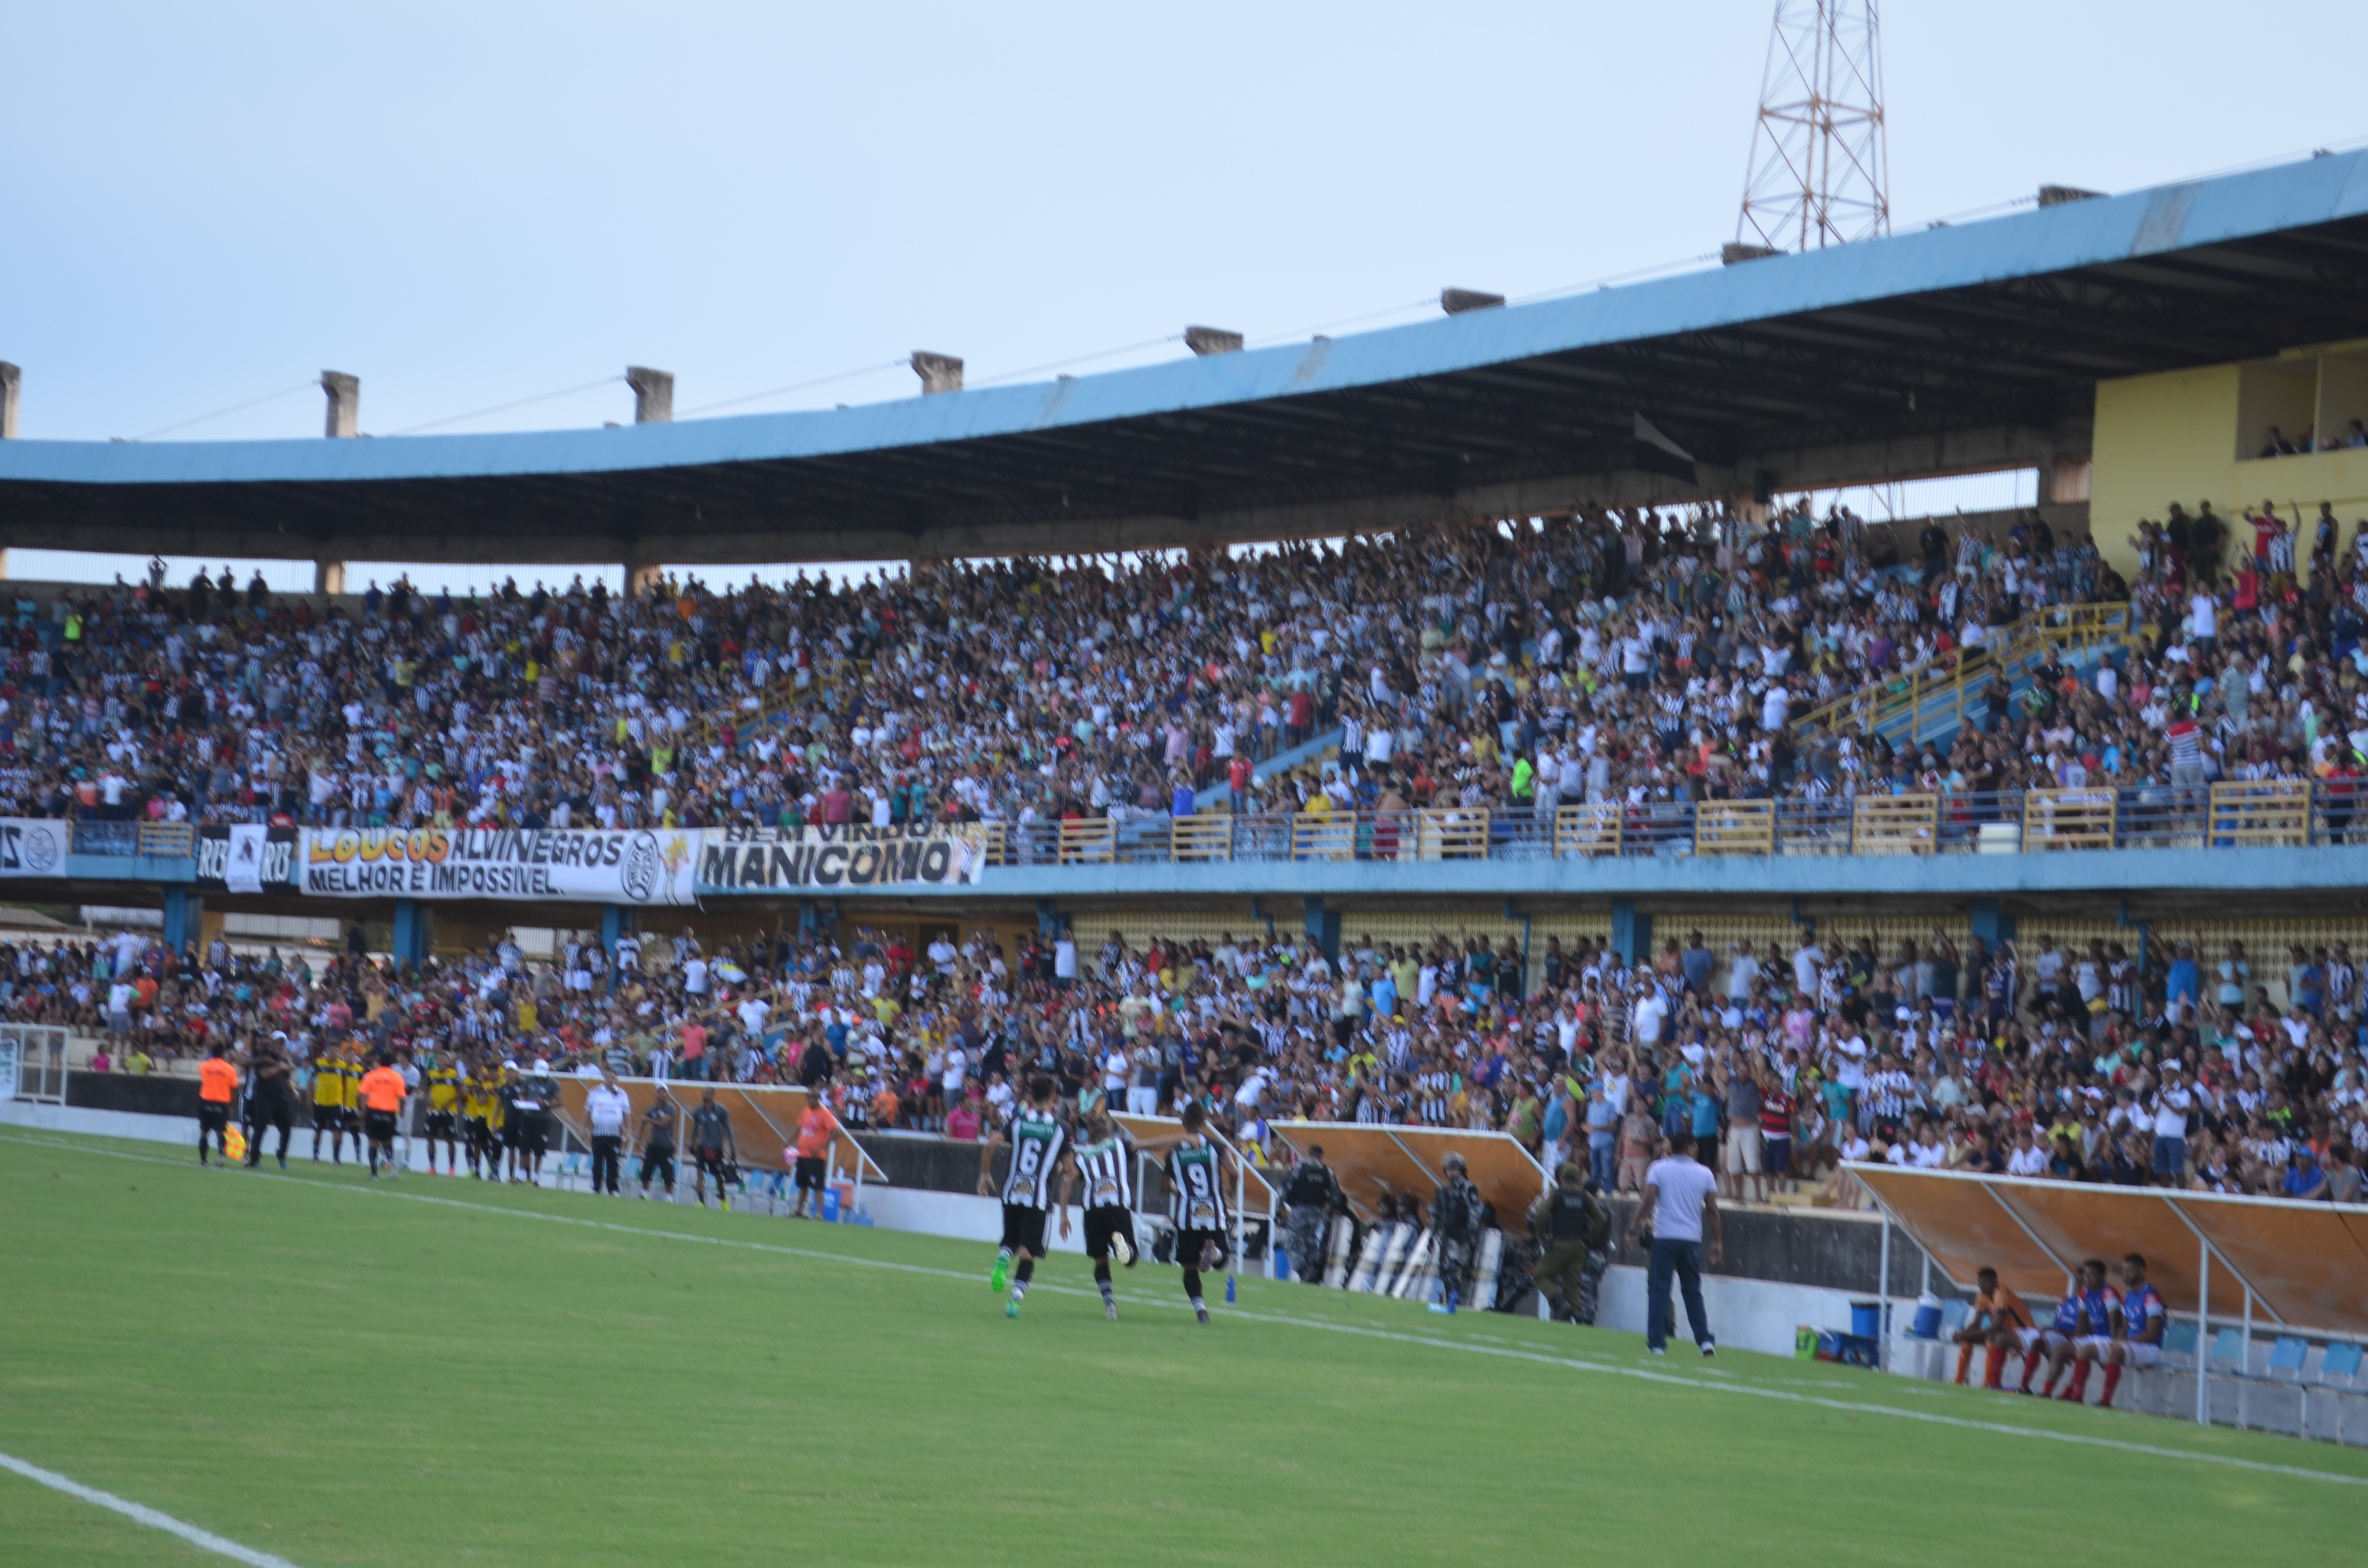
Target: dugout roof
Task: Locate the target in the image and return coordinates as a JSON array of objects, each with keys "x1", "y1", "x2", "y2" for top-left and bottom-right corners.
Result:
[
  {"x1": 1852, "y1": 1164, "x2": 2368, "y2": 1336},
  {"x1": 6, "y1": 151, "x2": 2368, "y2": 564}
]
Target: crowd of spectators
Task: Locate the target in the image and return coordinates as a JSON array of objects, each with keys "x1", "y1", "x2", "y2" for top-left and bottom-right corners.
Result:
[
  {"x1": 20, "y1": 902, "x2": 2368, "y2": 1208},
  {"x1": 0, "y1": 498, "x2": 2121, "y2": 836},
  {"x1": 0, "y1": 487, "x2": 2365, "y2": 845}
]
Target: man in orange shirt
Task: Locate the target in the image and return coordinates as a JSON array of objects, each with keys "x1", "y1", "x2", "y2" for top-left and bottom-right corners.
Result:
[
  {"x1": 196, "y1": 1041, "x2": 239, "y2": 1167},
  {"x1": 789, "y1": 1098, "x2": 839, "y2": 1219},
  {"x1": 357, "y1": 1052, "x2": 409, "y2": 1180},
  {"x1": 1954, "y1": 1265, "x2": 2036, "y2": 1390}
]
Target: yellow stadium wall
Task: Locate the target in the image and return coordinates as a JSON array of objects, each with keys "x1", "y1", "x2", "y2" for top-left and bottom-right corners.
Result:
[{"x1": 2093, "y1": 345, "x2": 2368, "y2": 585}]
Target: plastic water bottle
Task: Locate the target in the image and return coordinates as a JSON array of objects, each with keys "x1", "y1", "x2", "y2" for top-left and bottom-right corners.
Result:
[
  {"x1": 1225, "y1": 1274, "x2": 1236, "y2": 1304},
  {"x1": 1445, "y1": 1289, "x2": 1458, "y2": 1315}
]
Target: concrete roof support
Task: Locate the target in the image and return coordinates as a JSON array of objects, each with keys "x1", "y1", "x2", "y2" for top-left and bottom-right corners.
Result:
[
  {"x1": 320, "y1": 371, "x2": 358, "y2": 438},
  {"x1": 911, "y1": 353, "x2": 963, "y2": 395},
  {"x1": 1441, "y1": 288, "x2": 1504, "y2": 315},
  {"x1": 625, "y1": 366, "x2": 674, "y2": 424},
  {"x1": 0, "y1": 362, "x2": 19, "y2": 440},
  {"x1": 1184, "y1": 326, "x2": 1244, "y2": 356}
]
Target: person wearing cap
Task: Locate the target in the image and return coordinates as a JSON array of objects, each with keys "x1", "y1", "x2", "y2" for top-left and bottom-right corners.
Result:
[{"x1": 1429, "y1": 1152, "x2": 1484, "y2": 1311}]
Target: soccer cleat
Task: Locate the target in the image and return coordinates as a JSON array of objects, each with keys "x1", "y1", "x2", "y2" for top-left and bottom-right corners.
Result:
[
  {"x1": 990, "y1": 1250, "x2": 1011, "y2": 1293},
  {"x1": 1195, "y1": 1306, "x2": 1210, "y2": 1325},
  {"x1": 1648, "y1": 1346, "x2": 1666, "y2": 1355},
  {"x1": 1112, "y1": 1229, "x2": 1134, "y2": 1267},
  {"x1": 1006, "y1": 1298, "x2": 1021, "y2": 1319},
  {"x1": 1105, "y1": 1300, "x2": 1120, "y2": 1322},
  {"x1": 1701, "y1": 1342, "x2": 1716, "y2": 1358}
]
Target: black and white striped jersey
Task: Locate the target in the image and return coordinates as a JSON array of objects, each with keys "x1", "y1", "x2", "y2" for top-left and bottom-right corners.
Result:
[
  {"x1": 1072, "y1": 1131, "x2": 1134, "y2": 1211},
  {"x1": 1001, "y1": 1108, "x2": 1066, "y2": 1208},
  {"x1": 1166, "y1": 1139, "x2": 1228, "y2": 1231}
]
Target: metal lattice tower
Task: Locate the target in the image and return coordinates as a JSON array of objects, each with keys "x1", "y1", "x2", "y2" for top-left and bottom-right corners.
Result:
[{"x1": 1734, "y1": 0, "x2": 1890, "y2": 253}]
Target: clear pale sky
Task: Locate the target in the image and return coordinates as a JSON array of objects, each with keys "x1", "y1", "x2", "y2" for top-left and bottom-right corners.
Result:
[{"x1": 6, "y1": 2, "x2": 2364, "y2": 587}]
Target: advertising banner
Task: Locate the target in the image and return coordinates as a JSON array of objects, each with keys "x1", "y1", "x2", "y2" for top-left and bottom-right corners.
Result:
[
  {"x1": 299, "y1": 826, "x2": 698, "y2": 904},
  {"x1": 0, "y1": 819, "x2": 67, "y2": 879},
  {"x1": 196, "y1": 824, "x2": 298, "y2": 892},
  {"x1": 696, "y1": 823, "x2": 989, "y2": 892}
]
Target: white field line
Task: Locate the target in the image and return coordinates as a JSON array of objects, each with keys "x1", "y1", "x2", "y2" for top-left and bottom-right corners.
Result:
[
  {"x1": 0, "y1": 1448, "x2": 305, "y2": 1568},
  {"x1": 8, "y1": 1128, "x2": 2368, "y2": 1492}
]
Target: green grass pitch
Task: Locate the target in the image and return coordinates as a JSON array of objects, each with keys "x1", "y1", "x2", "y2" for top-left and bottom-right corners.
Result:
[{"x1": 4, "y1": 1128, "x2": 2364, "y2": 1567}]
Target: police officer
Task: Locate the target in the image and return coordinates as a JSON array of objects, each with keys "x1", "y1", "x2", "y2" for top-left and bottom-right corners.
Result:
[
  {"x1": 1280, "y1": 1144, "x2": 1344, "y2": 1285},
  {"x1": 1430, "y1": 1152, "x2": 1484, "y2": 1310},
  {"x1": 1528, "y1": 1162, "x2": 1612, "y2": 1324}
]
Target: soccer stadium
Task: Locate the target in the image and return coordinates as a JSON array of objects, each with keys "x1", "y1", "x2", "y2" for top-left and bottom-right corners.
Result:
[{"x1": 8, "y1": 6, "x2": 2368, "y2": 1564}]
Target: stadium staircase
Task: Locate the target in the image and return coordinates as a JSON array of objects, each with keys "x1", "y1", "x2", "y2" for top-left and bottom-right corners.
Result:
[{"x1": 1788, "y1": 602, "x2": 2133, "y2": 750}]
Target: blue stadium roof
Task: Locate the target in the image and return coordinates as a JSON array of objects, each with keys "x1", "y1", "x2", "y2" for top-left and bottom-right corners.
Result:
[{"x1": 6, "y1": 149, "x2": 2368, "y2": 564}]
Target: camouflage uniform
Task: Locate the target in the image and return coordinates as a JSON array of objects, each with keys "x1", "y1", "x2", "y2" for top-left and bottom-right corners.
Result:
[
  {"x1": 1281, "y1": 1157, "x2": 1342, "y2": 1284},
  {"x1": 1431, "y1": 1173, "x2": 1484, "y2": 1306}
]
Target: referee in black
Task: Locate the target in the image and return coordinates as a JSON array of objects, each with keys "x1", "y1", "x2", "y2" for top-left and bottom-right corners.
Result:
[{"x1": 241, "y1": 1033, "x2": 296, "y2": 1170}]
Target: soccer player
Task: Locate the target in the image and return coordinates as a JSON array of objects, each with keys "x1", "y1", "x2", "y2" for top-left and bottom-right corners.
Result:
[
  {"x1": 2015, "y1": 1264, "x2": 2093, "y2": 1395},
  {"x1": 309, "y1": 1044, "x2": 350, "y2": 1164},
  {"x1": 357, "y1": 1052, "x2": 409, "y2": 1179},
  {"x1": 2096, "y1": 1252, "x2": 2168, "y2": 1408},
  {"x1": 788, "y1": 1095, "x2": 838, "y2": 1219},
  {"x1": 636, "y1": 1091, "x2": 680, "y2": 1200},
  {"x1": 512, "y1": 1060, "x2": 558, "y2": 1187},
  {"x1": 1165, "y1": 1101, "x2": 1232, "y2": 1325},
  {"x1": 196, "y1": 1041, "x2": 238, "y2": 1166},
  {"x1": 688, "y1": 1086, "x2": 737, "y2": 1210},
  {"x1": 420, "y1": 1049, "x2": 463, "y2": 1176},
  {"x1": 977, "y1": 1073, "x2": 1070, "y2": 1318},
  {"x1": 2057, "y1": 1257, "x2": 2121, "y2": 1403},
  {"x1": 1952, "y1": 1266, "x2": 2035, "y2": 1389},
  {"x1": 240, "y1": 1033, "x2": 296, "y2": 1170},
  {"x1": 1062, "y1": 1104, "x2": 1138, "y2": 1320},
  {"x1": 460, "y1": 1058, "x2": 494, "y2": 1178}
]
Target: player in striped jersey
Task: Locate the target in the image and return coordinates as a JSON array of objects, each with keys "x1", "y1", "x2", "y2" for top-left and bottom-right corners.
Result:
[
  {"x1": 1061, "y1": 1105, "x2": 1138, "y2": 1320},
  {"x1": 1165, "y1": 1101, "x2": 1232, "y2": 1325},
  {"x1": 977, "y1": 1075, "x2": 1073, "y2": 1319}
]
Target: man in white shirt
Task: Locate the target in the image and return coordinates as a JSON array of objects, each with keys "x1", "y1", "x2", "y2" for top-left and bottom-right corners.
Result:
[
  {"x1": 2150, "y1": 1066, "x2": 2194, "y2": 1182},
  {"x1": 583, "y1": 1070, "x2": 633, "y2": 1197},
  {"x1": 1633, "y1": 1131, "x2": 1722, "y2": 1357}
]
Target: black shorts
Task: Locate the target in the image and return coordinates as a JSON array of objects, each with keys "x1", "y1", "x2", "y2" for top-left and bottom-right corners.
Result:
[
  {"x1": 424, "y1": 1110, "x2": 457, "y2": 1139},
  {"x1": 1000, "y1": 1202, "x2": 1048, "y2": 1256},
  {"x1": 363, "y1": 1110, "x2": 398, "y2": 1143},
  {"x1": 313, "y1": 1104, "x2": 346, "y2": 1130},
  {"x1": 463, "y1": 1117, "x2": 489, "y2": 1146},
  {"x1": 515, "y1": 1113, "x2": 549, "y2": 1155},
  {"x1": 249, "y1": 1093, "x2": 292, "y2": 1129},
  {"x1": 199, "y1": 1104, "x2": 231, "y2": 1132},
  {"x1": 1177, "y1": 1226, "x2": 1228, "y2": 1272},
  {"x1": 694, "y1": 1146, "x2": 728, "y2": 1177},
  {"x1": 640, "y1": 1145, "x2": 677, "y2": 1185},
  {"x1": 1084, "y1": 1205, "x2": 1137, "y2": 1264},
  {"x1": 794, "y1": 1155, "x2": 826, "y2": 1191}
]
